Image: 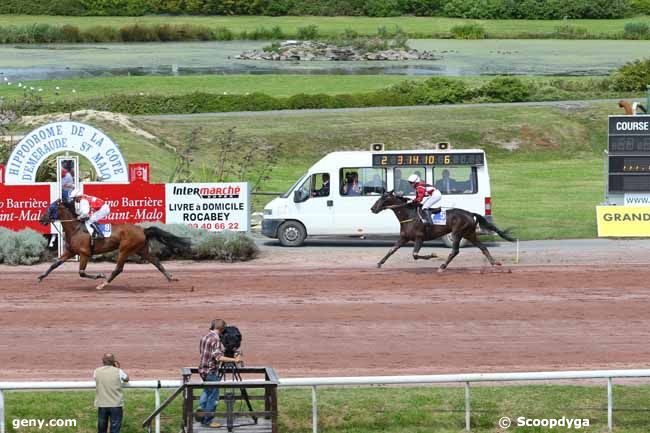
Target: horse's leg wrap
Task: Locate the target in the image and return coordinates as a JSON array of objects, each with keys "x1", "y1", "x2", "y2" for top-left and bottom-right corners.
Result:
[
  {"x1": 377, "y1": 238, "x2": 407, "y2": 268},
  {"x1": 38, "y1": 250, "x2": 73, "y2": 282}
]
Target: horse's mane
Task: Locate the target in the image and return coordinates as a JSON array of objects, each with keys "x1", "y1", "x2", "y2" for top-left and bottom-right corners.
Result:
[{"x1": 61, "y1": 199, "x2": 77, "y2": 216}]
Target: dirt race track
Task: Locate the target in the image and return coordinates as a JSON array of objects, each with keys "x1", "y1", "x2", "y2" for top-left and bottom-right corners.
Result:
[{"x1": 2, "y1": 239, "x2": 650, "y2": 381}]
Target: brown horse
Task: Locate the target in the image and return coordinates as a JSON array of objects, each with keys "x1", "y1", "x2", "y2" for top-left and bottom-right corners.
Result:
[
  {"x1": 38, "y1": 199, "x2": 191, "y2": 290},
  {"x1": 370, "y1": 191, "x2": 514, "y2": 271}
]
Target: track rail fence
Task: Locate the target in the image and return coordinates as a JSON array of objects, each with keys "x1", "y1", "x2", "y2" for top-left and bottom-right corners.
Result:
[{"x1": 3, "y1": 369, "x2": 650, "y2": 433}]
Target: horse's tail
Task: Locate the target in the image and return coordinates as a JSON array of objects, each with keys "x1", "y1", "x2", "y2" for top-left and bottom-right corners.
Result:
[
  {"x1": 144, "y1": 226, "x2": 192, "y2": 252},
  {"x1": 472, "y1": 213, "x2": 515, "y2": 242}
]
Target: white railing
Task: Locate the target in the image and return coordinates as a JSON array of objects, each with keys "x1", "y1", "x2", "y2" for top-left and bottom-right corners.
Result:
[{"x1": 2, "y1": 369, "x2": 650, "y2": 433}]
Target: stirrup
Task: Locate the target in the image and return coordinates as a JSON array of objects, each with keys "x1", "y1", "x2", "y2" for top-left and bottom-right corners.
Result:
[
  {"x1": 430, "y1": 207, "x2": 441, "y2": 214},
  {"x1": 91, "y1": 223, "x2": 105, "y2": 239}
]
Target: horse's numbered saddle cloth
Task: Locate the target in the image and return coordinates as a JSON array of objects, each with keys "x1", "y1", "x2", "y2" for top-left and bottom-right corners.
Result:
[
  {"x1": 431, "y1": 209, "x2": 447, "y2": 225},
  {"x1": 98, "y1": 223, "x2": 112, "y2": 237}
]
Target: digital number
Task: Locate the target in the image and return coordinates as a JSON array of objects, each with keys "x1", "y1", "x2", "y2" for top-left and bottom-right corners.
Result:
[
  {"x1": 228, "y1": 222, "x2": 239, "y2": 230},
  {"x1": 380, "y1": 156, "x2": 388, "y2": 165},
  {"x1": 444, "y1": 155, "x2": 451, "y2": 164},
  {"x1": 426, "y1": 155, "x2": 435, "y2": 164},
  {"x1": 397, "y1": 155, "x2": 403, "y2": 165}
]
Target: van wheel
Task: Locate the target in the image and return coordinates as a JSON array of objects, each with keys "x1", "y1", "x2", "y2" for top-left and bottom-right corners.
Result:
[
  {"x1": 442, "y1": 234, "x2": 468, "y2": 248},
  {"x1": 278, "y1": 221, "x2": 306, "y2": 247}
]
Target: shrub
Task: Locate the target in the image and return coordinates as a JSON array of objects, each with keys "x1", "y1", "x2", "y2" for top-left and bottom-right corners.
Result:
[
  {"x1": 296, "y1": 25, "x2": 320, "y2": 40},
  {"x1": 553, "y1": 25, "x2": 589, "y2": 39},
  {"x1": 0, "y1": 228, "x2": 48, "y2": 265},
  {"x1": 364, "y1": 0, "x2": 401, "y2": 16},
  {"x1": 480, "y1": 77, "x2": 531, "y2": 102},
  {"x1": 624, "y1": 22, "x2": 650, "y2": 39},
  {"x1": 450, "y1": 23, "x2": 486, "y2": 39},
  {"x1": 214, "y1": 27, "x2": 234, "y2": 41},
  {"x1": 610, "y1": 58, "x2": 650, "y2": 91},
  {"x1": 389, "y1": 77, "x2": 472, "y2": 105},
  {"x1": 61, "y1": 24, "x2": 82, "y2": 42},
  {"x1": 141, "y1": 223, "x2": 258, "y2": 262},
  {"x1": 630, "y1": 0, "x2": 650, "y2": 14},
  {"x1": 119, "y1": 24, "x2": 158, "y2": 42},
  {"x1": 286, "y1": 93, "x2": 337, "y2": 109},
  {"x1": 81, "y1": 25, "x2": 120, "y2": 42}
]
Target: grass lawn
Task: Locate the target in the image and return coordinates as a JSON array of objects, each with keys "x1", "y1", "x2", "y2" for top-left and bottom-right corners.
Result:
[
  {"x1": 0, "y1": 74, "x2": 636, "y2": 105},
  {"x1": 0, "y1": 75, "x2": 430, "y2": 101},
  {"x1": 1, "y1": 15, "x2": 650, "y2": 38},
  {"x1": 4, "y1": 384, "x2": 650, "y2": 432}
]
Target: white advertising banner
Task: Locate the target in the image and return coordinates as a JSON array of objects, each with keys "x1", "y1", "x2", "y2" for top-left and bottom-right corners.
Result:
[
  {"x1": 624, "y1": 193, "x2": 650, "y2": 206},
  {"x1": 165, "y1": 182, "x2": 249, "y2": 231}
]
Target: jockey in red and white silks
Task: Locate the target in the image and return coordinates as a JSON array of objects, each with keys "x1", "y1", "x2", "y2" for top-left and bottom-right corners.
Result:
[
  {"x1": 70, "y1": 188, "x2": 110, "y2": 239},
  {"x1": 407, "y1": 174, "x2": 441, "y2": 224}
]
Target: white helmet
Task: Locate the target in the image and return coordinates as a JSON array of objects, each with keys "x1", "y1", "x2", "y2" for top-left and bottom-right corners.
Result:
[
  {"x1": 69, "y1": 188, "x2": 82, "y2": 199},
  {"x1": 407, "y1": 174, "x2": 420, "y2": 183}
]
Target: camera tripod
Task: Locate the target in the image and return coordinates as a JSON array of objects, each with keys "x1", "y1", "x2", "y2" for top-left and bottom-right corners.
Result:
[{"x1": 216, "y1": 361, "x2": 258, "y2": 432}]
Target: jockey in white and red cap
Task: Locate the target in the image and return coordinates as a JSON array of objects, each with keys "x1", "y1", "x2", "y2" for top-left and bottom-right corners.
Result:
[
  {"x1": 69, "y1": 188, "x2": 110, "y2": 239},
  {"x1": 407, "y1": 174, "x2": 442, "y2": 225}
]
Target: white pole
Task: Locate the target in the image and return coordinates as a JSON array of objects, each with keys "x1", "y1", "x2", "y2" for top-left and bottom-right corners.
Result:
[
  {"x1": 607, "y1": 378, "x2": 613, "y2": 432},
  {"x1": 465, "y1": 382, "x2": 471, "y2": 431},
  {"x1": 0, "y1": 389, "x2": 5, "y2": 433},
  {"x1": 154, "y1": 388, "x2": 161, "y2": 433},
  {"x1": 312, "y1": 385, "x2": 318, "y2": 433},
  {"x1": 515, "y1": 239, "x2": 520, "y2": 264}
]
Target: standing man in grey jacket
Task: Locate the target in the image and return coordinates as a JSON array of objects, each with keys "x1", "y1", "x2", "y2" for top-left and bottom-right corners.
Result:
[{"x1": 94, "y1": 353, "x2": 129, "y2": 433}]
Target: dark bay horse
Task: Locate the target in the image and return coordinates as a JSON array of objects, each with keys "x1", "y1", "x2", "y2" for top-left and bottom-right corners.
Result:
[
  {"x1": 38, "y1": 199, "x2": 191, "y2": 290},
  {"x1": 371, "y1": 191, "x2": 515, "y2": 271}
]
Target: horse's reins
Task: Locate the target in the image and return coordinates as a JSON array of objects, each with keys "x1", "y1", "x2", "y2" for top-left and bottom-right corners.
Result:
[{"x1": 382, "y1": 203, "x2": 414, "y2": 224}]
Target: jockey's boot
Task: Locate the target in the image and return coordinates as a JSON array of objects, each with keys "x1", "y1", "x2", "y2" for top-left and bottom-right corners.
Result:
[
  {"x1": 430, "y1": 207, "x2": 441, "y2": 214},
  {"x1": 91, "y1": 222, "x2": 105, "y2": 240},
  {"x1": 422, "y1": 208, "x2": 433, "y2": 225}
]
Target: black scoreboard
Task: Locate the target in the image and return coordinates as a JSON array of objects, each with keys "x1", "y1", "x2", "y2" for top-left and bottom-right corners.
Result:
[{"x1": 608, "y1": 116, "x2": 650, "y2": 193}]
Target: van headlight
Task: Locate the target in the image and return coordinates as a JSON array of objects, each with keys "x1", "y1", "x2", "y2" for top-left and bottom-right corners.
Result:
[{"x1": 264, "y1": 209, "x2": 273, "y2": 216}]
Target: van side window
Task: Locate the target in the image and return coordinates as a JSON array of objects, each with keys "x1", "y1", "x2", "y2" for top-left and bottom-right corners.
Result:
[
  {"x1": 340, "y1": 168, "x2": 386, "y2": 196},
  {"x1": 434, "y1": 167, "x2": 477, "y2": 194},
  {"x1": 394, "y1": 167, "x2": 426, "y2": 196},
  {"x1": 311, "y1": 173, "x2": 330, "y2": 197}
]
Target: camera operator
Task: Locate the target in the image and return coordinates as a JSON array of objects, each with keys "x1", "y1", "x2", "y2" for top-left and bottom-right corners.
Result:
[
  {"x1": 93, "y1": 353, "x2": 129, "y2": 433},
  {"x1": 197, "y1": 319, "x2": 241, "y2": 428}
]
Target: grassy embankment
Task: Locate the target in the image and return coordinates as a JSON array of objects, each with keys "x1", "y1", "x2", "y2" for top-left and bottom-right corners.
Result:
[
  {"x1": 4, "y1": 384, "x2": 650, "y2": 433},
  {"x1": 14, "y1": 102, "x2": 614, "y2": 240},
  {"x1": 1, "y1": 15, "x2": 650, "y2": 39}
]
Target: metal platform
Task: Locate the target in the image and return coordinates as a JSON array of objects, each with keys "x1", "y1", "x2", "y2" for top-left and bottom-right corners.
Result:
[{"x1": 192, "y1": 417, "x2": 273, "y2": 433}]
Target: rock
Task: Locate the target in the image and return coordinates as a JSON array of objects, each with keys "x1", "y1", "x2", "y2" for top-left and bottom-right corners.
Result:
[{"x1": 237, "y1": 40, "x2": 440, "y2": 62}]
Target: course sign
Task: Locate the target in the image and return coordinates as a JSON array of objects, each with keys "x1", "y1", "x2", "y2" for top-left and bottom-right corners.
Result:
[
  {"x1": 166, "y1": 182, "x2": 250, "y2": 231},
  {"x1": 5, "y1": 121, "x2": 128, "y2": 184},
  {"x1": 596, "y1": 206, "x2": 650, "y2": 237}
]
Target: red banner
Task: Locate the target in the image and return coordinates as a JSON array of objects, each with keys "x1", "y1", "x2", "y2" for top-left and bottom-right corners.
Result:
[
  {"x1": 0, "y1": 184, "x2": 51, "y2": 233},
  {"x1": 83, "y1": 181, "x2": 165, "y2": 225}
]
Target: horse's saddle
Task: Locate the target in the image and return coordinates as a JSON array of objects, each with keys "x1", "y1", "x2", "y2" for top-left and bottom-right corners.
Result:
[{"x1": 416, "y1": 207, "x2": 445, "y2": 225}]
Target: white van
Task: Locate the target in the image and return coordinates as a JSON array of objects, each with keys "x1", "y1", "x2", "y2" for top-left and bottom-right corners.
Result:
[{"x1": 262, "y1": 146, "x2": 493, "y2": 246}]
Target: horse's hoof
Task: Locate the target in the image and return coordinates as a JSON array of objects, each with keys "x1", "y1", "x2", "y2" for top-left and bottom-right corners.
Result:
[
  {"x1": 96, "y1": 282, "x2": 108, "y2": 290},
  {"x1": 495, "y1": 261, "x2": 502, "y2": 266},
  {"x1": 437, "y1": 267, "x2": 446, "y2": 273},
  {"x1": 170, "y1": 277, "x2": 179, "y2": 282},
  {"x1": 37, "y1": 277, "x2": 44, "y2": 283},
  {"x1": 97, "y1": 273, "x2": 106, "y2": 279},
  {"x1": 376, "y1": 263, "x2": 382, "y2": 269}
]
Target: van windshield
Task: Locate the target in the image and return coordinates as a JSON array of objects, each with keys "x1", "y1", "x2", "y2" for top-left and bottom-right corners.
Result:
[{"x1": 281, "y1": 174, "x2": 308, "y2": 198}]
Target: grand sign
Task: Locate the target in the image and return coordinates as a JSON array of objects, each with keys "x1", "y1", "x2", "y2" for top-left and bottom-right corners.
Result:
[
  {"x1": 4, "y1": 121, "x2": 128, "y2": 184},
  {"x1": 596, "y1": 206, "x2": 650, "y2": 236}
]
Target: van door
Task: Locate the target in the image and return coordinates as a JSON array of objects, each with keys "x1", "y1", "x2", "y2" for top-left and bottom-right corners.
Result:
[
  {"x1": 333, "y1": 167, "x2": 395, "y2": 235},
  {"x1": 291, "y1": 172, "x2": 334, "y2": 235}
]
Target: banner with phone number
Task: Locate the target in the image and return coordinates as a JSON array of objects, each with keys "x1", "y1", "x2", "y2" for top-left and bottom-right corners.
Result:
[{"x1": 165, "y1": 182, "x2": 249, "y2": 232}]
